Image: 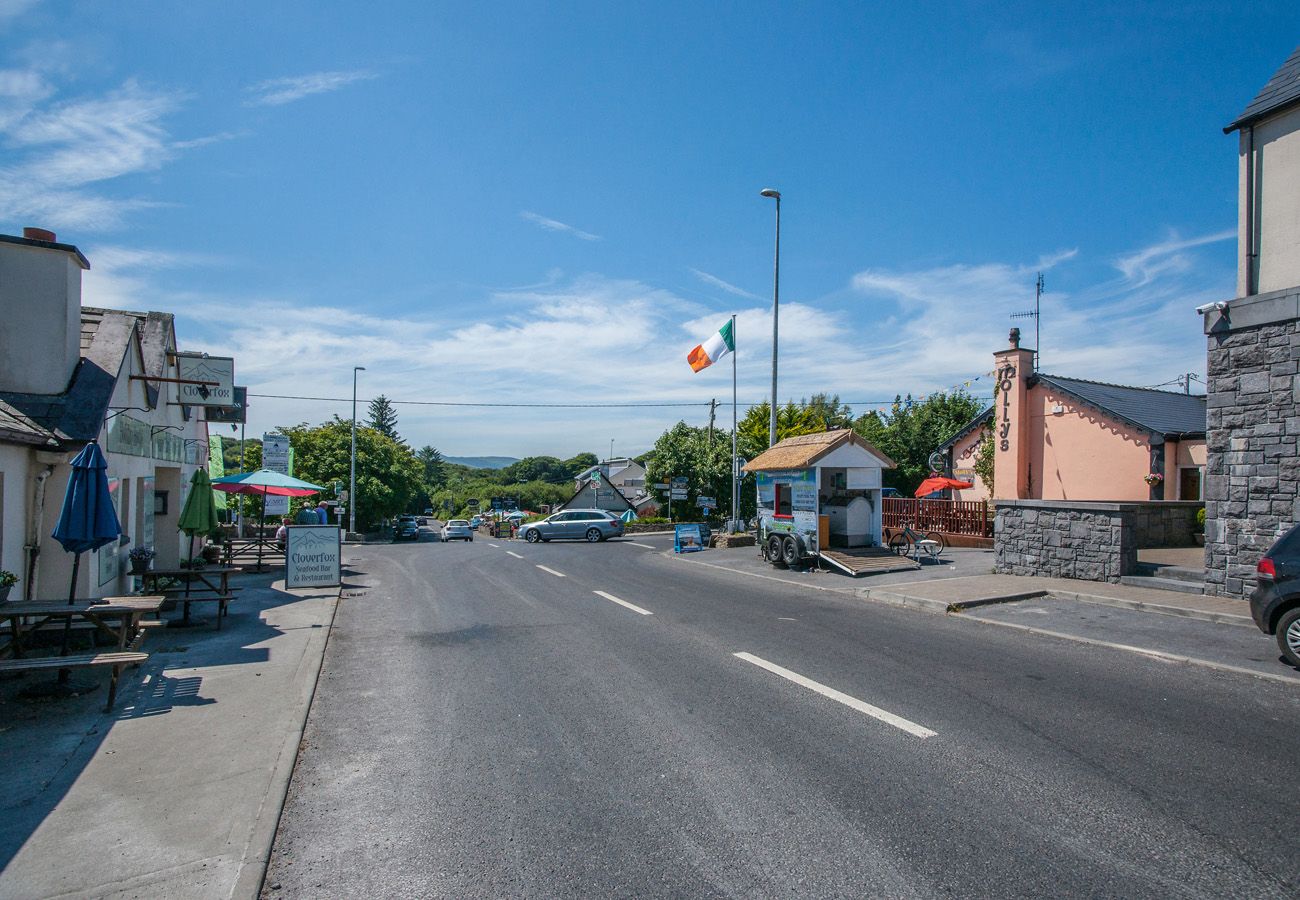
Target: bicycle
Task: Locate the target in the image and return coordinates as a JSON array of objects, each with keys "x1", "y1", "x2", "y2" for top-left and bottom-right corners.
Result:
[{"x1": 884, "y1": 522, "x2": 947, "y2": 561}]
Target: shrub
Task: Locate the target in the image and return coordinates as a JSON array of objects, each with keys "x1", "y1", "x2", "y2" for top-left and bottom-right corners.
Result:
[{"x1": 1195, "y1": 507, "x2": 1206, "y2": 531}]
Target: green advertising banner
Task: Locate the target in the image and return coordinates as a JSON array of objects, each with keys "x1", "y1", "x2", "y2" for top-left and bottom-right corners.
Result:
[{"x1": 208, "y1": 434, "x2": 227, "y2": 510}]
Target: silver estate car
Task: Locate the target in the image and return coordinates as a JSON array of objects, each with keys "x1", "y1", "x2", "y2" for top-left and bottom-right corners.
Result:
[{"x1": 518, "y1": 509, "x2": 625, "y2": 543}]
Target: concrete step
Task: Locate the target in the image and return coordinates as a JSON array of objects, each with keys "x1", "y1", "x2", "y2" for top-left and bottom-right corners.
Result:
[
  {"x1": 1118, "y1": 574, "x2": 1206, "y2": 595},
  {"x1": 1135, "y1": 563, "x2": 1206, "y2": 584}
]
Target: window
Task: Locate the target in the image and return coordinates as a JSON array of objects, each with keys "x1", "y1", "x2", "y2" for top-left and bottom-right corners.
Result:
[{"x1": 774, "y1": 484, "x2": 792, "y2": 517}]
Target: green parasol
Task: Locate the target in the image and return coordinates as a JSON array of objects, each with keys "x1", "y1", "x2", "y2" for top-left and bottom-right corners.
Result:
[{"x1": 178, "y1": 468, "x2": 220, "y2": 558}]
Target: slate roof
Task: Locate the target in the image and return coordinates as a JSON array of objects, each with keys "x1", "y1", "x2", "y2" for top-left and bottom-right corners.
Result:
[
  {"x1": 743, "y1": 428, "x2": 896, "y2": 473},
  {"x1": 1032, "y1": 375, "x2": 1206, "y2": 438},
  {"x1": 1225, "y1": 44, "x2": 1300, "y2": 133}
]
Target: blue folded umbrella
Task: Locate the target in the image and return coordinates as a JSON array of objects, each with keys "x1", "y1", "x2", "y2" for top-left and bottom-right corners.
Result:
[{"x1": 52, "y1": 442, "x2": 121, "y2": 555}]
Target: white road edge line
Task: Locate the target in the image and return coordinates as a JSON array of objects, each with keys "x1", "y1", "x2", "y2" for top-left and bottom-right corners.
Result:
[
  {"x1": 506, "y1": 551, "x2": 524, "y2": 559},
  {"x1": 536, "y1": 565, "x2": 566, "y2": 577},
  {"x1": 733, "y1": 652, "x2": 937, "y2": 739},
  {"x1": 593, "y1": 590, "x2": 653, "y2": 616}
]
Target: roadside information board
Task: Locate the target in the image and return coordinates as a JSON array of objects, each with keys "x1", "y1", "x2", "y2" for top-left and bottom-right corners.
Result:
[
  {"x1": 262, "y1": 433, "x2": 291, "y2": 517},
  {"x1": 286, "y1": 525, "x2": 341, "y2": 589},
  {"x1": 673, "y1": 523, "x2": 705, "y2": 553},
  {"x1": 698, "y1": 496, "x2": 716, "y2": 509}
]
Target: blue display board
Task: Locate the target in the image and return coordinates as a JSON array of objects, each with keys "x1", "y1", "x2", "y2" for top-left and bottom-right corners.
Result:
[{"x1": 674, "y1": 523, "x2": 705, "y2": 553}]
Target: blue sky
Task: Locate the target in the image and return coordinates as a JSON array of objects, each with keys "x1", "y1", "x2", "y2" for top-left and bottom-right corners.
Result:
[{"x1": 2, "y1": 1, "x2": 1297, "y2": 457}]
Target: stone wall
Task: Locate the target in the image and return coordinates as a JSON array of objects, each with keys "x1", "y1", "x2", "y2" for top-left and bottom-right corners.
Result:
[
  {"x1": 994, "y1": 501, "x2": 1136, "y2": 583},
  {"x1": 1131, "y1": 502, "x2": 1203, "y2": 549},
  {"x1": 1203, "y1": 287, "x2": 1300, "y2": 597}
]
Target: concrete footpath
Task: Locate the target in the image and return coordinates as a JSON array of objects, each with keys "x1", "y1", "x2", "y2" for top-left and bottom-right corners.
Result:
[{"x1": 0, "y1": 572, "x2": 338, "y2": 899}]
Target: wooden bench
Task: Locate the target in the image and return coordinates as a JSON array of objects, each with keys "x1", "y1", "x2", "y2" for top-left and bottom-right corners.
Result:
[
  {"x1": 170, "y1": 594, "x2": 235, "y2": 628},
  {"x1": 0, "y1": 652, "x2": 149, "y2": 711}
]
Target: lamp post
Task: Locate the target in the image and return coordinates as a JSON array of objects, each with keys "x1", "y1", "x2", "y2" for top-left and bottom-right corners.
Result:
[
  {"x1": 760, "y1": 188, "x2": 781, "y2": 447},
  {"x1": 349, "y1": 366, "x2": 365, "y2": 535}
]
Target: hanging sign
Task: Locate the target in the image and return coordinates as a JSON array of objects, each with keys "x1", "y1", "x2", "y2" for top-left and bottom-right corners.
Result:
[
  {"x1": 176, "y1": 353, "x2": 236, "y2": 407},
  {"x1": 286, "y1": 525, "x2": 341, "y2": 589}
]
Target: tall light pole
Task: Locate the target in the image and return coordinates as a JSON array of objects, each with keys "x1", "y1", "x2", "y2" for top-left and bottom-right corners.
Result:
[
  {"x1": 760, "y1": 188, "x2": 781, "y2": 447},
  {"x1": 350, "y1": 366, "x2": 365, "y2": 535}
]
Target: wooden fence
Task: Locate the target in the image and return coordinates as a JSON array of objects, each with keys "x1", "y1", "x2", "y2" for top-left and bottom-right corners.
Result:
[{"x1": 882, "y1": 498, "x2": 993, "y2": 537}]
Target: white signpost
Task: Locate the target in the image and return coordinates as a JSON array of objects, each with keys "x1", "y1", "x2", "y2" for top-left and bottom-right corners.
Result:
[
  {"x1": 175, "y1": 353, "x2": 236, "y2": 407},
  {"x1": 262, "y1": 433, "x2": 291, "y2": 517},
  {"x1": 286, "y1": 525, "x2": 341, "y2": 589}
]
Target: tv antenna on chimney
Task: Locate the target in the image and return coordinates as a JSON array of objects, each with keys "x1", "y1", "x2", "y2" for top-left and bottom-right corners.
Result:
[{"x1": 1010, "y1": 272, "x2": 1044, "y2": 371}]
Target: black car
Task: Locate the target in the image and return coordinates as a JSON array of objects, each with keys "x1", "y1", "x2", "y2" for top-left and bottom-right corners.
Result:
[
  {"x1": 1249, "y1": 522, "x2": 1300, "y2": 668},
  {"x1": 392, "y1": 515, "x2": 421, "y2": 542}
]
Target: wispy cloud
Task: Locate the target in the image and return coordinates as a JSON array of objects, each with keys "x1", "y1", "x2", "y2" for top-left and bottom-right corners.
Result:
[
  {"x1": 245, "y1": 70, "x2": 377, "y2": 107},
  {"x1": 0, "y1": 78, "x2": 186, "y2": 229},
  {"x1": 1112, "y1": 229, "x2": 1235, "y2": 286},
  {"x1": 520, "y1": 210, "x2": 602, "y2": 242},
  {"x1": 690, "y1": 267, "x2": 759, "y2": 299},
  {"x1": 0, "y1": 0, "x2": 40, "y2": 25}
]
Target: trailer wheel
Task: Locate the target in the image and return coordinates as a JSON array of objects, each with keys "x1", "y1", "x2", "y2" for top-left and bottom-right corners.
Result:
[
  {"x1": 781, "y1": 535, "x2": 801, "y2": 567},
  {"x1": 767, "y1": 534, "x2": 788, "y2": 568}
]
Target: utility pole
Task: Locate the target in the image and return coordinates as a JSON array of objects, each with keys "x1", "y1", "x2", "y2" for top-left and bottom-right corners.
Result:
[{"x1": 708, "y1": 398, "x2": 716, "y2": 446}]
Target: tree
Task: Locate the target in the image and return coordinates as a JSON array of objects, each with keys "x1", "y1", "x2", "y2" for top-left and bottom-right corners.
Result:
[
  {"x1": 281, "y1": 416, "x2": 423, "y2": 530},
  {"x1": 416, "y1": 445, "x2": 446, "y2": 488},
  {"x1": 852, "y1": 391, "x2": 984, "y2": 494},
  {"x1": 367, "y1": 395, "x2": 401, "y2": 443},
  {"x1": 645, "y1": 422, "x2": 748, "y2": 521},
  {"x1": 736, "y1": 397, "x2": 847, "y2": 464},
  {"x1": 973, "y1": 428, "x2": 995, "y2": 492}
]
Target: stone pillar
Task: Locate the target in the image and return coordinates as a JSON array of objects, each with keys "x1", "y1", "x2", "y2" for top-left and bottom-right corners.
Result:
[{"x1": 992, "y1": 329, "x2": 1035, "y2": 500}]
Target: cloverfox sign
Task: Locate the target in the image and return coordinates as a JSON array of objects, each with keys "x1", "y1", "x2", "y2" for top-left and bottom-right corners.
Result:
[{"x1": 286, "y1": 525, "x2": 341, "y2": 589}]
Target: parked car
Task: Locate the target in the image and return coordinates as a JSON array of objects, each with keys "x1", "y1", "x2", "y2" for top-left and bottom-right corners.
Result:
[
  {"x1": 1250, "y1": 521, "x2": 1300, "y2": 667},
  {"x1": 470, "y1": 516, "x2": 483, "y2": 528},
  {"x1": 423, "y1": 508, "x2": 433, "y2": 515},
  {"x1": 518, "y1": 509, "x2": 625, "y2": 543},
  {"x1": 441, "y1": 519, "x2": 474, "y2": 542},
  {"x1": 392, "y1": 515, "x2": 420, "y2": 542},
  {"x1": 416, "y1": 516, "x2": 427, "y2": 526}
]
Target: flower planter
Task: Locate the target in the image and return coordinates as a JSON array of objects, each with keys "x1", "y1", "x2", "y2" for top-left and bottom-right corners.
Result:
[
  {"x1": 129, "y1": 559, "x2": 151, "y2": 575},
  {"x1": 0, "y1": 584, "x2": 11, "y2": 603}
]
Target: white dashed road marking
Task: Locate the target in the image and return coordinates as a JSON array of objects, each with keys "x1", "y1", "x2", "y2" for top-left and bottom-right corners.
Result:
[
  {"x1": 593, "y1": 590, "x2": 653, "y2": 616},
  {"x1": 506, "y1": 551, "x2": 524, "y2": 559},
  {"x1": 628, "y1": 542, "x2": 658, "y2": 549},
  {"x1": 733, "y1": 652, "x2": 937, "y2": 739},
  {"x1": 489, "y1": 543, "x2": 500, "y2": 548},
  {"x1": 536, "y1": 565, "x2": 566, "y2": 577}
]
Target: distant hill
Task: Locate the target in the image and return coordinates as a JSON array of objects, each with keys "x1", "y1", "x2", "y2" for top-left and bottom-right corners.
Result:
[{"x1": 444, "y1": 456, "x2": 519, "y2": 470}]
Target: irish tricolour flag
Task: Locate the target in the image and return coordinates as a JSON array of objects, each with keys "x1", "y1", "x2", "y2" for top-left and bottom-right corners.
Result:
[{"x1": 686, "y1": 319, "x2": 734, "y2": 372}]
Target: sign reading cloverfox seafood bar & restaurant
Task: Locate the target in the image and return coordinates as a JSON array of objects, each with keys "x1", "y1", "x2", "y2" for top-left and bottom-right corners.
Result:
[{"x1": 286, "y1": 525, "x2": 341, "y2": 589}]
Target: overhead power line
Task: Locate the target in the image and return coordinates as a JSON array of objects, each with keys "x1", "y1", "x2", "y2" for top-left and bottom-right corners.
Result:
[{"x1": 247, "y1": 392, "x2": 992, "y2": 409}]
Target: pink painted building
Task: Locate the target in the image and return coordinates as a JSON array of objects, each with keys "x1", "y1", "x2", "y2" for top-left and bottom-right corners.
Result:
[{"x1": 940, "y1": 332, "x2": 1206, "y2": 502}]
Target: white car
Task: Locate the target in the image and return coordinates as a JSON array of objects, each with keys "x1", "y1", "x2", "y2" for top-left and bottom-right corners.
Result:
[{"x1": 440, "y1": 519, "x2": 473, "y2": 542}]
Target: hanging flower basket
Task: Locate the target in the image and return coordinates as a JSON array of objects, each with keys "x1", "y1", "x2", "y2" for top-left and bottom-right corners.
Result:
[{"x1": 1143, "y1": 472, "x2": 1164, "y2": 487}]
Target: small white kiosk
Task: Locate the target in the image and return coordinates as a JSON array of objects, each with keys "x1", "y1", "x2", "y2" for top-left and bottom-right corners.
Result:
[{"x1": 744, "y1": 429, "x2": 914, "y2": 575}]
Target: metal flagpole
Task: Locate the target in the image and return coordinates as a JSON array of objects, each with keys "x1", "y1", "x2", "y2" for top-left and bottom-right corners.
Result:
[{"x1": 731, "y1": 314, "x2": 739, "y2": 533}]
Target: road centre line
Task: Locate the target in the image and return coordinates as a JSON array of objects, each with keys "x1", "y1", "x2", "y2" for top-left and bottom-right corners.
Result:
[
  {"x1": 593, "y1": 590, "x2": 653, "y2": 616},
  {"x1": 733, "y1": 652, "x2": 937, "y2": 739},
  {"x1": 506, "y1": 551, "x2": 524, "y2": 559},
  {"x1": 536, "y1": 565, "x2": 566, "y2": 577}
]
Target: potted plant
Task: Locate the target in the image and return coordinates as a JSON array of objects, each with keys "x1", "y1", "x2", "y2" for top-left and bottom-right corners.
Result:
[
  {"x1": 0, "y1": 570, "x2": 17, "y2": 603},
  {"x1": 1143, "y1": 472, "x2": 1164, "y2": 487},
  {"x1": 128, "y1": 546, "x2": 156, "y2": 575},
  {"x1": 1194, "y1": 507, "x2": 1206, "y2": 547},
  {"x1": 200, "y1": 537, "x2": 223, "y2": 565}
]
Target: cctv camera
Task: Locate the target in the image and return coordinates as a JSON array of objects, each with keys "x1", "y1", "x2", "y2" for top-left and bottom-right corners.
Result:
[{"x1": 1195, "y1": 300, "x2": 1229, "y2": 315}]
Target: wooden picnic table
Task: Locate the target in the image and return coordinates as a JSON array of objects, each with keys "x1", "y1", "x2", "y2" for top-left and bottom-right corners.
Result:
[
  {"x1": 140, "y1": 567, "x2": 241, "y2": 628},
  {"x1": 0, "y1": 597, "x2": 163, "y2": 711},
  {"x1": 221, "y1": 538, "x2": 284, "y2": 572}
]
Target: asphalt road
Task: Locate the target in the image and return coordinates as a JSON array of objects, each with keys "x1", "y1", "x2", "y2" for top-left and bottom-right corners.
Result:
[{"x1": 263, "y1": 529, "x2": 1300, "y2": 898}]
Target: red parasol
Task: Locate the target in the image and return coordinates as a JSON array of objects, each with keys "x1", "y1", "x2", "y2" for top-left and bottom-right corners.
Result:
[{"x1": 914, "y1": 476, "x2": 975, "y2": 498}]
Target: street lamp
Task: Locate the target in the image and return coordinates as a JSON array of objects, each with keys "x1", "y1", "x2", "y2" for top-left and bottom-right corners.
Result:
[
  {"x1": 350, "y1": 366, "x2": 365, "y2": 535},
  {"x1": 760, "y1": 187, "x2": 781, "y2": 447}
]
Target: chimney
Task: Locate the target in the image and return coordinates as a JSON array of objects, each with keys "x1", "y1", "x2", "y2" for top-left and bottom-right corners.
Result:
[
  {"x1": 0, "y1": 228, "x2": 89, "y2": 395},
  {"x1": 992, "y1": 330, "x2": 1036, "y2": 499}
]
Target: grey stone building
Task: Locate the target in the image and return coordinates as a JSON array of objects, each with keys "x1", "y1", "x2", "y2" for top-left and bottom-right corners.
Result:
[{"x1": 1204, "y1": 46, "x2": 1300, "y2": 596}]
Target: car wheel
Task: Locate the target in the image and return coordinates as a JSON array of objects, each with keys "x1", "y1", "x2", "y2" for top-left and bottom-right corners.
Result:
[
  {"x1": 525, "y1": 530, "x2": 541, "y2": 544},
  {"x1": 1277, "y1": 607, "x2": 1300, "y2": 668},
  {"x1": 781, "y1": 535, "x2": 800, "y2": 567},
  {"x1": 586, "y1": 528, "x2": 602, "y2": 543}
]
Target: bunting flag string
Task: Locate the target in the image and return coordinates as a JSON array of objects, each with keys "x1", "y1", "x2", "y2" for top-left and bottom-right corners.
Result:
[{"x1": 868, "y1": 369, "x2": 997, "y2": 414}]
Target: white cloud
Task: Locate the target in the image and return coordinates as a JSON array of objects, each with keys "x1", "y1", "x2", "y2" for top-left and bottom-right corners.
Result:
[
  {"x1": 0, "y1": 0, "x2": 39, "y2": 24},
  {"x1": 520, "y1": 210, "x2": 602, "y2": 241},
  {"x1": 0, "y1": 78, "x2": 185, "y2": 229},
  {"x1": 245, "y1": 70, "x2": 377, "y2": 107},
  {"x1": 690, "y1": 267, "x2": 759, "y2": 299},
  {"x1": 1112, "y1": 229, "x2": 1235, "y2": 286}
]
